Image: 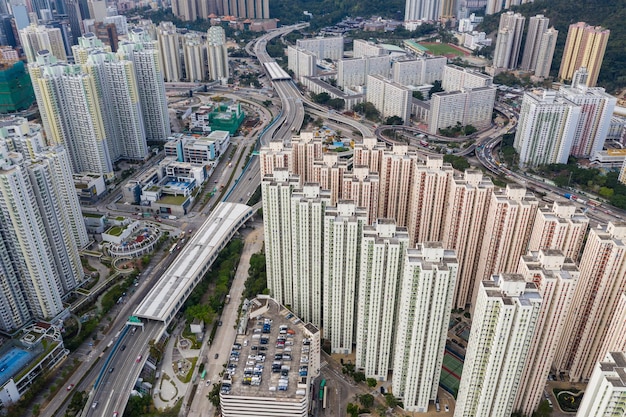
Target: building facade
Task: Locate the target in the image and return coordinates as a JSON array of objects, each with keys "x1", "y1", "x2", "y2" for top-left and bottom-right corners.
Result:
[{"x1": 559, "y1": 22, "x2": 609, "y2": 87}]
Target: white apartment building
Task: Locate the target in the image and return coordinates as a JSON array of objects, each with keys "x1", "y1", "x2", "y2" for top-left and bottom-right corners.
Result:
[
  {"x1": 353, "y1": 39, "x2": 389, "y2": 58},
  {"x1": 337, "y1": 55, "x2": 390, "y2": 88},
  {"x1": 287, "y1": 46, "x2": 317, "y2": 81},
  {"x1": 19, "y1": 23, "x2": 67, "y2": 63},
  {"x1": 183, "y1": 32, "x2": 207, "y2": 82},
  {"x1": 72, "y1": 32, "x2": 111, "y2": 64},
  {"x1": 560, "y1": 68, "x2": 617, "y2": 158},
  {"x1": 442, "y1": 64, "x2": 492, "y2": 91},
  {"x1": 342, "y1": 165, "x2": 380, "y2": 225},
  {"x1": 29, "y1": 52, "x2": 113, "y2": 176},
  {"x1": 118, "y1": 28, "x2": 171, "y2": 142},
  {"x1": 514, "y1": 90, "x2": 581, "y2": 167},
  {"x1": 474, "y1": 184, "x2": 538, "y2": 305},
  {"x1": 492, "y1": 12, "x2": 525, "y2": 70},
  {"x1": 429, "y1": 86, "x2": 496, "y2": 135},
  {"x1": 157, "y1": 22, "x2": 181, "y2": 82},
  {"x1": 534, "y1": 28, "x2": 558, "y2": 78},
  {"x1": 290, "y1": 184, "x2": 330, "y2": 328},
  {"x1": 392, "y1": 243, "x2": 458, "y2": 412},
  {"x1": 207, "y1": 26, "x2": 229, "y2": 83},
  {"x1": 296, "y1": 36, "x2": 344, "y2": 61},
  {"x1": 454, "y1": 274, "x2": 542, "y2": 417},
  {"x1": 377, "y1": 144, "x2": 418, "y2": 226},
  {"x1": 392, "y1": 56, "x2": 446, "y2": 87},
  {"x1": 261, "y1": 168, "x2": 300, "y2": 307},
  {"x1": 442, "y1": 169, "x2": 494, "y2": 309},
  {"x1": 520, "y1": 15, "x2": 550, "y2": 72},
  {"x1": 556, "y1": 222, "x2": 626, "y2": 382},
  {"x1": 0, "y1": 139, "x2": 87, "y2": 332},
  {"x1": 404, "y1": 0, "x2": 442, "y2": 22},
  {"x1": 323, "y1": 201, "x2": 367, "y2": 353},
  {"x1": 598, "y1": 293, "x2": 626, "y2": 356},
  {"x1": 528, "y1": 201, "x2": 589, "y2": 260},
  {"x1": 515, "y1": 250, "x2": 579, "y2": 416},
  {"x1": 103, "y1": 15, "x2": 128, "y2": 35},
  {"x1": 312, "y1": 153, "x2": 348, "y2": 205},
  {"x1": 356, "y1": 220, "x2": 409, "y2": 380},
  {"x1": 407, "y1": 155, "x2": 454, "y2": 245},
  {"x1": 576, "y1": 352, "x2": 626, "y2": 417},
  {"x1": 366, "y1": 75, "x2": 411, "y2": 122}
]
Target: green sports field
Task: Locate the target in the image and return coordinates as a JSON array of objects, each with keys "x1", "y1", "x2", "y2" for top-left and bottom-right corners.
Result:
[{"x1": 420, "y1": 42, "x2": 467, "y2": 57}]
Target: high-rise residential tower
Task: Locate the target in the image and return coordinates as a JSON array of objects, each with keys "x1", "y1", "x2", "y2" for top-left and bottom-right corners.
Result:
[
  {"x1": 19, "y1": 23, "x2": 67, "y2": 62},
  {"x1": 533, "y1": 27, "x2": 558, "y2": 79},
  {"x1": 29, "y1": 51, "x2": 113, "y2": 175},
  {"x1": 183, "y1": 32, "x2": 207, "y2": 82},
  {"x1": 207, "y1": 25, "x2": 228, "y2": 84},
  {"x1": 528, "y1": 201, "x2": 589, "y2": 261},
  {"x1": 157, "y1": 22, "x2": 182, "y2": 82},
  {"x1": 404, "y1": 0, "x2": 442, "y2": 22},
  {"x1": 442, "y1": 169, "x2": 494, "y2": 308},
  {"x1": 514, "y1": 250, "x2": 579, "y2": 416},
  {"x1": 392, "y1": 243, "x2": 458, "y2": 412},
  {"x1": 454, "y1": 274, "x2": 542, "y2": 417},
  {"x1": 492, "y1": 12, "x2": 525, "y2": 70},
  {"x1": 322, "y1": 201, "x2": 367, "y2": 353},
  {"x1": 356, "y1": 220, "x2": 409, "y2": 380},
  {"x1": 342, "y1": 165, "x2": 379, "y2": 225},
  {"x1": 520, "y1": 15, "x2": 550, "y2": 72},
  {"x1": 559, "y1": 22, "x2": 609, "y2": 87},
  {"x1": 576, "y1": 352, "x2": 626, "y2": 417},
  {"x1": 556, "y1": 222, "x2": 626, "y2": 382},
  {"x1": 377, "y1": 144, "x2": 418, "y2": 227},
  {"x1": 118, "y1": 28, "x2": 171, "y2": 142},
  {"x1": 514, "y1": 90, "x2": 581, "y2": 167}
]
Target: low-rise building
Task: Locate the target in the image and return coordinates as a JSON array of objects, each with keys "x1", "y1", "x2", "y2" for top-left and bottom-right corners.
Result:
[{"x1": 73, "y1": 173, "x2": 107, "y2": 205}]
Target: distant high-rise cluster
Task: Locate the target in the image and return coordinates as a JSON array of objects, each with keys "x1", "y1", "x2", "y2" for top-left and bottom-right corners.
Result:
[
  {"x1": 29, "y1": 32, "x2": 170, "y2": 176},
  {"x1": 403, "y1": 0, "x2": 456, "y2": 22},
  {"x1": 259, "y1": 130, "x2": 626, "y2": 414},
  {"x1": 171, "y1": 0, "x2": 270, "y2": 21},
  {"x1": 0, "y1": 117, "x2": 88, "y2": 333}
]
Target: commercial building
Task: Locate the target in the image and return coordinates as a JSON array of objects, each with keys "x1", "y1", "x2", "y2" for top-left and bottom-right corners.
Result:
[
  {"x1": 442, "y1": 169, "x2": 494, "y2": 309},
  {"x1": 556, "y1": 222, "x2": 626, "y2": 382},
  {"x1": 29, "y1": 52, "x2": 113, "y2": 176},
  {"x1": 513, "y1": 90, "x2": 581, "y2": 167},
  {"x1": 559, "y1": 22, "x2": 609, "y2": 87},
  {"x1": 19, "y1": 24, "x2": 67, "y2": 63},
  {"x1": 454, "y1": 274, "x2": 542, "y2": 417},
  {"x1": 157, "y1": 22, "x2": 182, "y2": 82},
  {"x1": 520, "y1": 15, "x2": 551, "y2": 72},
  {"x1": 559, "y1": 68, "x2": 616, "y2": 158},
  {"x1": 429, "y1": 86, "x2": 496, "y2": 135},
  {"x1": 576, "y1": 352, "x2": 626, "y2": 417},
  {"x1": 183, "y1": 32, "x2": 207, "y2": 82},
  {"x1": 391, "y1": 56, "x2": 446, "y2": 87},
  {"x1": 514, "y1": 250, "x2": 579, "y2": 416},
  {"x1": 392, "y1": 243, "x2": 458, "y2": 412},
  {"x1": 492, "y1": 12, "x2": 525, "y2": 70},
  {"x1": 219, "y1": 296, "x2": 320, "y2": 417},
  {"x1": 287, "y1": 46, "x2": 316, "y2": 81},
  {"x1": 366, "y1": 75, "x2": 410, "y2": 122},
  {"x1": 322, "y1": 201, "x2": 367, "y2": 353},
  {"x1": 118, "y1": 28, "x2": 171, "y2": 143},
  {"x1": 295, "y1": 37, "x2": 344, "y2": 61},
  {"x1": 528, "y1": 201, "x2": 589, "y2": 261},
  {"x1": 207, "y1": 26, "x2": 229, "y2": 83},
  {"x1": 356, "y1": 220, "x2": 409, "y2": 380},
  {"x1": 474, "y1": 184, "x2": 538, "y2": 305}
]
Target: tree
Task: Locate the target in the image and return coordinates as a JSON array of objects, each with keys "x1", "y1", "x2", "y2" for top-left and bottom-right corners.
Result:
[
  {"x1": 347, "y1": 403, "x2": 359, "y2": 417},
  {"x1": 429, "y1": 80, "x2": 444, "y2": 98},
  {"x1": 327, "y1": 98, "x2": 345, "y2": 110},
  {"x1": 366, "y1": 377, "x2": 377, "y2": 388},
  {"x1": 353, "y1": 371, "x2": 366, "y2": 383},
  {"x1": 354, "y1": 102, "x2": 381, "y2": 122},
  {"x1": 532, "y1": 400, "x2": 553, "y2": 417},
  {"x1": 385, "y1": 116, "x2": 404, "y2": 125},
  {"x1": 412, "y1": 90, "x2": 424, "y2": 100},
  {"x1": 359, "y1": 393, "x2": 375, "y2": 409},
  {"x1": 311, "y1": 92, "x2": 331, "y2": 105},
  {"x1": 384, "y1": 393, "x2": 399, "y2": 408},
  {"x1": 185, "y1": 304, "x2": 215, "y2": 324},
  {"x1": 444, "y1": 154, "x2": 470, "y2": 171}
]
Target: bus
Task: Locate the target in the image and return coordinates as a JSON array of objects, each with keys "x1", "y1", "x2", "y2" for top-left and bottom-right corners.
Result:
[
  {"x1": 201, "y1": 369, "x2": 207, "y2": 380},
  {"x1": 323, "y1": 385, "x2": 327, "y2": 409},
  {"x1": 319, "y1": 379, "x2": 326, "y2": 401}
]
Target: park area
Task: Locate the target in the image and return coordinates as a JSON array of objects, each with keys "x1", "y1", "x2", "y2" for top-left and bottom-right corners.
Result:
[{"x1": 420, "y1": 42, "x2": 468, "y2": 58}]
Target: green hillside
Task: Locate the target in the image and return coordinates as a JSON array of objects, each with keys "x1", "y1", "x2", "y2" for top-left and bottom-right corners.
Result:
[{"x1": 479, "y1": 0, "x2": 626, "y2": 92}]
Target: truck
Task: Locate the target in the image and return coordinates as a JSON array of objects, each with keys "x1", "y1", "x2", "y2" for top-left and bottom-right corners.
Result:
[
  {"x1": 168, "y1": 215, "x2": 177, "y2": 220},
  {"x1": 564, "y1": 193, "x2": 577, "y2": 200},
  {"x1": 225, "y1": 295, "x2": 231, "y2": 304},
  {"x1": 419, "y1": 139, "x2": 429, "y2": 147}
]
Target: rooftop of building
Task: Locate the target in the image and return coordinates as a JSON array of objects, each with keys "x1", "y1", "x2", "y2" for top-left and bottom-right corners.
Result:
[
  {"x1": 223, "y1": 297, "x2": 317, "y2": 399},
  {"x1": 600, "y1": 352, "x2": 626, "y2": 388}
]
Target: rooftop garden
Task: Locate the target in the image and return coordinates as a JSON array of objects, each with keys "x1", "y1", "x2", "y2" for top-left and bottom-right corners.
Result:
[
  {"x1": 106, "y1": 225, "x2": 126, "y2": 237},
  {"x1": 158, "y1": 195, "x2": 188, "y2": 205}
]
